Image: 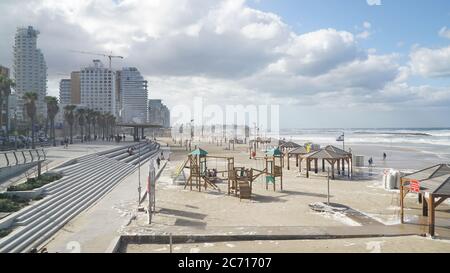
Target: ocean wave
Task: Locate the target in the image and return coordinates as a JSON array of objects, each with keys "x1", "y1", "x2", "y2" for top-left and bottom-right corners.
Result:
[{"x1": 353, "y1": 131, "x2": 432, "y2": 136}]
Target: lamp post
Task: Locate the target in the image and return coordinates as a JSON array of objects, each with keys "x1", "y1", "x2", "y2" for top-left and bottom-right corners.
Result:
[{"x1": 137, "y1": 140, "x2": 142, "y2": 205}]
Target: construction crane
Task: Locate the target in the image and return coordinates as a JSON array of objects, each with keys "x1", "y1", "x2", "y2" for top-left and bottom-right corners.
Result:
[{"x1": 70, "y1": 50, "x2": 124, "y2": 69}]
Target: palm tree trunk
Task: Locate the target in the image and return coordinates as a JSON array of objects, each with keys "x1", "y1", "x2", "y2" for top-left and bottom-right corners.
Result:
[
  {"x1": 0, "y1": 97, "x2": 3, "y2": 134},
  {"x1": 45, "y1": 118, "x2": 49, "y2": 138},
  {"x1": 31, "y1": 118, "x2": 36, "y2": 149},
  {"x1": 5, "y1": 95, "x2": 9, "y2": 137},
  {"x1": 52, "y1": 119, "x2": 56, "y2": 147},
  {"x1": 70, "y1": 123, "x2": 73, "y2": 144}
]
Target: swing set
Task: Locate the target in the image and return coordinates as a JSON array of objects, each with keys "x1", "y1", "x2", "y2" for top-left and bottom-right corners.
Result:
[{"x1": 183, "y1": 148, "x2": 235, "y2": 192}]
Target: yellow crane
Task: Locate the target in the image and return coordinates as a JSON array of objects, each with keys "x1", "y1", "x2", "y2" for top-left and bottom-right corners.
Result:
[{"x1": 71, "y1": 50, "x2": 124, "y2": 69}]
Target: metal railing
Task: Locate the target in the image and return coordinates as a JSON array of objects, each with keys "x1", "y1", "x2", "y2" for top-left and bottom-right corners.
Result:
[{"x1": 0, "y1": 148, "x2": 47, "y2": 169}]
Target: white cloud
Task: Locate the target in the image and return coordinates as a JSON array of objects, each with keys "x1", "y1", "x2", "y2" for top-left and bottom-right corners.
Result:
[
  {"x1": 274, "y1": 29, "x2": 365, "y2": 76},
  {"x1": 0, "y1": 0, "x2": 448, "y2": 118},
  {"x1": 366, "y1": 0, "x2": 382, "y2": 6},
  {"x1": 356, "y1": 30, "x2": 371, "y2": 39},
  {"x1": 438, "y1": 26, "x2": 450, "y2": 39},
  {"x1": 410, "y1": 46, "x2": 450, "y2": 78}
]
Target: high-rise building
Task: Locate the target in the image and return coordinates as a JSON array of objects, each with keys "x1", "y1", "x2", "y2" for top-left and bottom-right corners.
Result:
[
  {"x1": 161, "y1": 104, "x2": 170, "y2": 128},
  {"x1": 59, "y1": 79, "x2": 71, "y2": 105},
  {"x1": 148, "y1": 99, "x2": 170, "y2": 128},
  {"x1": 80, "y1": 60, "x2": 116, "y2": 115},
  {"x1": 13, "y1": 26, "x2": 47, "y2": 120},
  {"x1": 70, "y1": 71, "x2": 81, "y2": 104},
  {"x1": 119, "y1": 67, "x2": 148, "y2": 123}
]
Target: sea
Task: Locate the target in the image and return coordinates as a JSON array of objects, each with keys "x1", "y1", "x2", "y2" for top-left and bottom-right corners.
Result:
[{"x1": 279, "y1": 128, "x2": 450, "y2": 172}]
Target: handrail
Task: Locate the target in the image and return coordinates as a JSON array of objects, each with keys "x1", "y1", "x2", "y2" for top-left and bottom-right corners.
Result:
[{"x1": 0, "y1": 148, "x2": 47, "y2": 168}]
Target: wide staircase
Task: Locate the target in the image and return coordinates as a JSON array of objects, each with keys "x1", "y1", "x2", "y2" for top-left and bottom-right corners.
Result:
[{"x1": 0, "y1": 141, "x2": 160, "y2": 253}]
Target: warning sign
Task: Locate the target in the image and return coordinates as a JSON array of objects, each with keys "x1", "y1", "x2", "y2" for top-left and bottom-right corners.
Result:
[{"x1": 410, "y1": 179, "x2": 420, "y2": 193}]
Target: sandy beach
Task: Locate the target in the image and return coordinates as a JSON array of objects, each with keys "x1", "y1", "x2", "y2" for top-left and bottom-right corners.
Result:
[{"x1": 121, "y1": 137, "x2": 450, "y2": 253}]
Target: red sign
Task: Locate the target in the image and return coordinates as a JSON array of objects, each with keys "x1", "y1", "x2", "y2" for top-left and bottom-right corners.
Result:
[{"x1": 410, "y1": 179, "x2": 420, "y2": 193}]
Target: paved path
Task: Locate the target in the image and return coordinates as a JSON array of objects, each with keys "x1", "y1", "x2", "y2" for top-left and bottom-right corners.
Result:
[{"x1": 42, "y1": 147, "x2": 169, "y2": 253}]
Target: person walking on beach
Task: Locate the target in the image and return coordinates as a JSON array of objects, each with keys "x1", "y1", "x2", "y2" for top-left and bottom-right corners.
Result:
[
  {"x1": 368, "y1": 157, "x2": 373, "y2": 166},
  {"x1": 156, "y1": 157, "x2": 161, "y2": 169},
  {"x1": 383, "y1": 152, "x2": 387, "y2": 160}
]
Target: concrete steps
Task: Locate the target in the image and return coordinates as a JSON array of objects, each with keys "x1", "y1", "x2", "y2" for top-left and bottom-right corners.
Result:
[{"x1": 0, "y1": 142, "x2": 160, "y2": 253}]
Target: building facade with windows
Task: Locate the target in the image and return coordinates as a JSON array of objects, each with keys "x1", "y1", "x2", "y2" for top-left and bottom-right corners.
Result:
[
  {"x1": 59, "y1": 79, "x2": 71, "y2": 105},
  {"x1": 148, "y1": 99, "x2": 170, "y2": 128},
  {"x1": 118, "y1": 67, "x2": 148, "y2": 123},
  {"x1": 79, "y1": 60, "x2": 116, "y2": 115},
  {"x1": 13, "y1": 26, "x2": 47, "y2": 120}
]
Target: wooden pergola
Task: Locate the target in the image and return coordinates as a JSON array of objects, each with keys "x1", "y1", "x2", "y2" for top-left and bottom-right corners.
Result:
[
  {"x1": 300, "y1": 145, "x2": 352, "y2": 179},
  {"x1": 279, "y1": 141, "x2": 301, "y2": 168},
  {"x1": 286, "y1": 146, "x2": 308, "y2": 170},
  {"x1": 400, "y1": 164, "x2": 450, "y2": 236}
]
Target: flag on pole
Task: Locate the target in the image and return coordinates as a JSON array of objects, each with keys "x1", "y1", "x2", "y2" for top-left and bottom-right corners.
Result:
[{"x1": 336, "y1": 134, "x2": 344, "y2": 142}]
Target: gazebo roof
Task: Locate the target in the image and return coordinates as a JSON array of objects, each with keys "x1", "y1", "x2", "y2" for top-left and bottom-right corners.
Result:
[
  {"x1": 190, "y1": 148, "x2": 208, "y2": 156},
  {"x1": 280, "y1": 141, "x2": 301, "y2": 149},
  {"x1": 402, "y1": 164, "x2": 450, "y2": 196},
  {"x1": 302, "y1": 148, "x2": 347, "y2": 160},
  {"x1": 288, "y1": 146, "x2": 308, "y2": 155},
  {"x1": 266, "y1": 147, "x2": 283, "y2": 156},
  {"x1": 324, "y1": 145, "x2": 352, "y2": 156}
]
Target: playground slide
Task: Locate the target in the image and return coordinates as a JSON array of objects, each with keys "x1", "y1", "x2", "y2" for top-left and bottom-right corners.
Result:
[{"x1": 171, "y1": 158, "x2": 188, "y2": 181}]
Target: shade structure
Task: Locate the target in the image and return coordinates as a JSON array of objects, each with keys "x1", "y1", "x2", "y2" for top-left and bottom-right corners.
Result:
[
  {"x1": 300, "y1": 146, "x2": 352, "y2": 179},
  {"x1": 323, "y1": 145, "x2": 352, "y2": 157},
  {"x1": 288, "y1": 146, "x2": 308, "y2": 155},
  {"x1": 189, "y1": 148, "x2": 208, "y2": 157},
  {"x1": 285, "y1": 146, "x2": 308, "y2": 170},
  {"x1": 280, "y1": 141, "x2": 301, "y2": 149},
  {"x1": 400, "y1": 164, "x2": 450, "y2": 236}
]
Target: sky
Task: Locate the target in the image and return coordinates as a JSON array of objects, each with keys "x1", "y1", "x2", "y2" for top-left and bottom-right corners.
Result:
[{"x1": 0, "y1": 0, "x2": 449, "y2": 128}]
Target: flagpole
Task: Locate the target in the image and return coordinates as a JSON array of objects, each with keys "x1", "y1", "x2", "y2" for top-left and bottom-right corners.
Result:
[{"x1": 343, "y1": 132, "x2": 345, "y2": 151}]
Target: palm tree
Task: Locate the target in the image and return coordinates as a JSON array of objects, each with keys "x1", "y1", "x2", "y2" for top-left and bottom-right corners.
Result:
[
  {"x1": 76, "y1": 108, "x2": 86, "y2": 143},
  {"x1": 64, "y1": 105, "x2": 76, "y2": 144},
  {"x1": 92, "y1": 111, "x2": 100, "y2": 140},
  {"x1": 105, "y1": 113, "x2": 116, "y2": 138},
  {"x1": 97, "y1": 113, "x2": 105, "y2": 140},
  {"x1": 45, "y1": 96, "x2": 59, "y2": 147},
  {"x1": 0, "y1": 75, "x2": 15, "y2": 137},
  {"x1": 86, "y1": 109, "x2": 95, "y2": 141},
  {"x1": 23, "y1": 92, "x2": 38, "y2": 149}
]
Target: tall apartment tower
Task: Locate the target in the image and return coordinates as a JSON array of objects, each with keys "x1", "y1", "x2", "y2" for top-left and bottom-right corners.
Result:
[
  {"x1": 13, "y1": 26, "x2": 47, "y2": 120},
  {"x1": 119, "y1": 67, "x2": 148, "y2": 123},
  {"x1": 70, "y1": 71, "x2": 81, "y2": 104},
  {"x1": 80, "y1": 60, "x2": 116, "y2": 115},
  {"x1": 148, "y1": 99, "x2": 170, "y2": 128},
  {"x1": 59, "y1": 79, "x2": 71, "y2": 105}
]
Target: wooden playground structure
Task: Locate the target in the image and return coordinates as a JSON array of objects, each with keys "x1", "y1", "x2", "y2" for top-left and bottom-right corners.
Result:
[{"x1": 176, "y1": 148, "x2": 284, "y2": 200}]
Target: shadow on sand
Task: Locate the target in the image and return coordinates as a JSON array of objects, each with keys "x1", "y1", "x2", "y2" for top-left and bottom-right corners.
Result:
[{"x1": 159, "y1": 208, "x2": 207, "y2": 220}]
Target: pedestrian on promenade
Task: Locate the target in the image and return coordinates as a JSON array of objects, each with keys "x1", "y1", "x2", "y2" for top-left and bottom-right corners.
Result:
[{"x1": 156, "y1": 157, "x2": 161, "y2": 169}]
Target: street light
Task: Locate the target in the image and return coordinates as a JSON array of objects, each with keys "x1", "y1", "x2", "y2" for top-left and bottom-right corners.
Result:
[{"x1": 137, "y1": 139, "x2": 143, "y2": 206}]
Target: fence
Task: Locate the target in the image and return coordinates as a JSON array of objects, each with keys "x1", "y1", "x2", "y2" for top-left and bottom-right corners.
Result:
[{"x1": 0, "y1": 149, "x2": 47, "y2": 169}]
